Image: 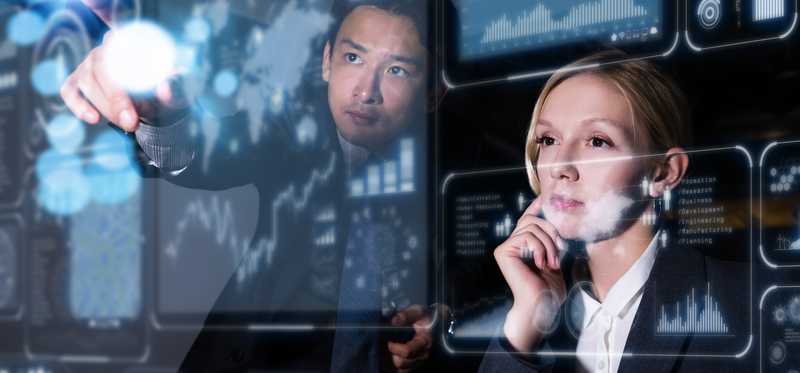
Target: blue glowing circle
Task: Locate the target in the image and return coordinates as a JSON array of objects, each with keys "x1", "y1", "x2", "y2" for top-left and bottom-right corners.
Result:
[
  {"x1": 46, "y1": 114, "x2": 86, "y2": 154},
  {"x1": 213, "y1": 69, "x2": 238, "y2": 97},
  {"x1": 90, "y1": 130, "x2": 134, "y2": 171},
  {"x1": 36, "y1": 168, "x2": 90, "y2": 216},
  {"x1": 85, "y1": 163, "x2": 141, "y2": 204},
  {"x1": 31, "y1": 58, "x2": 69, "y2": 96},
  {"x1": 7, "y1": 10, "x2": 45, "y2": 46},
  {"x1": 36, "y1": 149, "x2": 82, "y2": 181},
  {"x1": 184, "y1": 17, "x2": 211, "y2": 43}
]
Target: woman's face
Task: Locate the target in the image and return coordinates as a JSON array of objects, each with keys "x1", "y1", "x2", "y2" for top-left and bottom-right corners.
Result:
[{"x1": 535, "y1": 73, "x2": 652, "y2": 242}]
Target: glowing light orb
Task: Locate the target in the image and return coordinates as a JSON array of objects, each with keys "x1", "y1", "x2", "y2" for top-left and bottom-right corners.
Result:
[
  {"x1": 85, "y1": 163, "x2": 140, "y2": 204},
  {"x1": 184, "y1": 17, "x2": 211, "y2": 43},
  {"x1": 31, "y1": 58, "x2": 69, "y2": 96},
  {"x1": 36, "y1": 150, "x2": 81, "y2": 181},
  {"x1": 213, "y1": 69, "x2": 238, "y2": 97},
  {"x1": 7, "y1": 10, "x2": 45, "y2": 45},
  {"x1": 104, "y1": 21, "x2": 177, "y2": 93},
  {"x1": 90, "y1": 130, "x2": 134, "y2": 171},
  {"x1": 35, "y1": 150, "x2": 90, "y2": 216},
  {"x1": 45, "y1": 114, "x2": 85, "y2": 154}
]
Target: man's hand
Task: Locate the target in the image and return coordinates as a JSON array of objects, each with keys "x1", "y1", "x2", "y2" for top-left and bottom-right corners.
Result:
[
  {"x1": 59, "y1": 0, "x2": 182, "y2": 132},
  {"x1": 386, "y1": 305, "x2": 435, "y2": 372}
]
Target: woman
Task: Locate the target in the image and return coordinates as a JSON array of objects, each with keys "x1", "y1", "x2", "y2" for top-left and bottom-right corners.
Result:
[{"x1": 479, "y1": 51, "x2": 749, "y2": 372}]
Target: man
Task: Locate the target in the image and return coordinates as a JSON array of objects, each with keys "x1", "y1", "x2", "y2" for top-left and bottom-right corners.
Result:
[{"x1": 60, "y1": 0, "x2": 435, "y2": 371}]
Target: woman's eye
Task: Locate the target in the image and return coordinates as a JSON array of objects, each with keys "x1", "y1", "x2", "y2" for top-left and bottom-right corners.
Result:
[
  {"x1": 388, "y1": 66, "x2": 409, "y2": 77},
  {"x1": 536, "y1": 136, "x2": 556, "y2": 146},
  {"x1": 590, "y1": 136, "x2": 611, "y2": 148},
  {"x1": 344, "y1": 53, "x2": 362, "y2": 64}
]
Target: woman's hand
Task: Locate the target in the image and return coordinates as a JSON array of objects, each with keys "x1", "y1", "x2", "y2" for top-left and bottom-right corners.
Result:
[{"x1": 493, "y1": 197, "x2": 567, "y2": 352}]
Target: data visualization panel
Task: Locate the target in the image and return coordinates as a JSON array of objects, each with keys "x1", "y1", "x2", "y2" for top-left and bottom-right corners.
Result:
[
  {"x1": 760, "y1": 286, "x2": 800, "y2": 372},
  {"x1": 686, "y1": 0, "x2": 797, "y2": 51},
  {"x1": 458, "y1": 0, "x2": 663, "y2": 60},
  {"x1": 443, "y1": 0, "x2": 678, "y2": 86},
  {"x1": 442, "y1": 147, "x2": 753, "y2": 356},
  {"x1": 760, "y1": 141, "x2": 800, "y2": 268}
]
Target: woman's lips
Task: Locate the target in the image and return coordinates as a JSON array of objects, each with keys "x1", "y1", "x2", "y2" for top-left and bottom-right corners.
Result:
[{"x1": 550, "y1": 194, "x2": 584, "y2": 210}]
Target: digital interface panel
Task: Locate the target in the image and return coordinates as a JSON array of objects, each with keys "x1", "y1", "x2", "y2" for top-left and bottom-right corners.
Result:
[
  {"x1": 457, "y1": 0, "x2": 664, "y2": 61},
  {"x1": 760, "y1": 141, "x2": 800, "y2": 267},
  {"x1": 443, "y1": 0, "x2": 677, "y2": 87},
  {"x1": 442, "y1": 148, "x2": 753, "y2": 355},
  {"x1": 686, "y1": 0, "x2": 798, "y2": 50},
  {"x1": 760, "y1": 286, "x2": 800, "y2": 372},
  {"x1": 0, "y1": 0, "x2": 795, "y2": 371}
]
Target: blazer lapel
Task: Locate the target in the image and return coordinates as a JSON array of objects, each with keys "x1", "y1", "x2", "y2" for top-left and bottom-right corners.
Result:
[{"x1": 617, "y1": 246, "x2": 707, "y2": 373}]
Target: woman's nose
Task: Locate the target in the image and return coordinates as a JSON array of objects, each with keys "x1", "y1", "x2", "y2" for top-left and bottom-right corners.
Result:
[{"x1": 548, "y1": 148, "x2": 579, "y2": 182}]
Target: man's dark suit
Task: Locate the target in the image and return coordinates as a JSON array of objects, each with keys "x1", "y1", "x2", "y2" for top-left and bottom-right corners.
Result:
[
  {"x1": 479, "y1": 245, "x2": 753, "y2": 373},
  {"x1": 134, "y1": 106, "x2": 350, "y2": 371}
]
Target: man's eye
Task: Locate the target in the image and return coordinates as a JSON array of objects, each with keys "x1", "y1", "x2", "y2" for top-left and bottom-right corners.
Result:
[
  {"x1": 590, "y1": 137, "x2": 611, "y2": 148},
  {"x1": 344, "y1": 53, "x2": 362, "y2": 64},
  {"x1": 536, "y1": 136, "x2": 556, "y2": 146},
  {"x1": 388, "y1": 66, "x2": 409, "y2": 77}
]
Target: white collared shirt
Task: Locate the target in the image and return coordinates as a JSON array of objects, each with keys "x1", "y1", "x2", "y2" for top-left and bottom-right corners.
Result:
[{"x1": 574, "y1": 232, "x2": 661, "y2": 373}]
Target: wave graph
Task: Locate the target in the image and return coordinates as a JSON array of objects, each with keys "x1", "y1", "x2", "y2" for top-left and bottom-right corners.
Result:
[{"x1": 164, "y1": 153, "x2": 338, "y2": 287}]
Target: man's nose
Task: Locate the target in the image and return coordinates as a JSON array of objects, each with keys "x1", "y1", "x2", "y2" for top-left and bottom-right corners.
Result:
[{"x1": 353, "y1": 67, "x2": 383, "y2": 105}]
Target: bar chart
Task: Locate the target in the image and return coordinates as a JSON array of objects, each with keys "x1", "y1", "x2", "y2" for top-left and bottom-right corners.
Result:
[
  {"x1": 656, "y1": 283, "x2": 731, "y2": 335},
  {"x1": 458, "y1": 0, "x2": 663, "y2": 59},
  {"x1": 349, "y1": 138, "x2": 415, "y2": 198},
  {"x1": 754, "y1": 0, "x2": 785, "y2": 22}
]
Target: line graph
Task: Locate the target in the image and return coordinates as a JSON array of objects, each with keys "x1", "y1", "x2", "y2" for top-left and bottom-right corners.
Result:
[{"x1": 163, "y1": 153, "x2": 339, "y2": 288}]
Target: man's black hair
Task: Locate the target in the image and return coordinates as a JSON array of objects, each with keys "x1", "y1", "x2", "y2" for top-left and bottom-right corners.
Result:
[{"x1": 327, "y1": 0, "x2": 430, "y2": 51}]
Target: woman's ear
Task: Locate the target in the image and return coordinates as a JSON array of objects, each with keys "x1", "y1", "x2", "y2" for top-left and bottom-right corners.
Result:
[{"x1": 649, "y1": 147, "x2": 689, "y2": 197}]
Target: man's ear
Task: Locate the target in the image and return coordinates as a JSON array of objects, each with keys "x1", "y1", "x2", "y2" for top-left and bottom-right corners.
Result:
[
  {"x1": 322, "y1": 41, "x2": 332, "y2": 83},
  {"x1": 649, "y1": 147, "x2": 689, "y2": 197}
]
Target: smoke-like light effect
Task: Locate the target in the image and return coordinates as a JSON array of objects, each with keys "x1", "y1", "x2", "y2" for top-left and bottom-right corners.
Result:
[{"x1": 543, "y1": 190, "x2": 635, "y2": 243}]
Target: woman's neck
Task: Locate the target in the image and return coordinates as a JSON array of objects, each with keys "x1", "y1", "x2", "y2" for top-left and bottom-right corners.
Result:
[{"x1": 584, "y1": 209, "x2": 656, "y2": 302}]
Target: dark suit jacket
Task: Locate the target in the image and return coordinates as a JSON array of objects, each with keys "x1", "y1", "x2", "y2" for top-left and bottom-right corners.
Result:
[
  {"x1": 479, "y1": 245, "x2": 753, "y2": 373},
  {"x1": 134, "y1": 104, "x2": 349, "y2": 371}
]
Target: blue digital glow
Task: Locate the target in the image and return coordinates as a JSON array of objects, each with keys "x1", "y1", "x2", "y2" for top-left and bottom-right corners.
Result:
[
  {"x1": 7, "y1": 10, "x2": 46, "y2": 46},
  {"x1": 296, "y1": 115, "x2": 318, "y2": 145},
  {"x1": 36, "y1": 164, "x2": 91, "y2": 217},
  {"x1": 457, "y1": 0, "x2": 663, "y2": 60},
  {"x1": 45, "y1": 114, "x2": 85, "y2": 154},
  {"x1": 35, "y1": 150, "x2": 89, "y2": 215},
  {"x1": 69, "y1": 195, "x2": 142, "y2": 320},
  {"x1": 174, "y1": 44, "x2": 198, "y2": 72},
  {"x1": 31, "y1": 58, "x2": 69, "y2": 96},
  {"x1": 213, "y1": 69, "x2": 238, "y2": 97},
  {"x1": 35, "y1": 149, "x2": 81, "y2": 181},
  {"x1": 184, "y1": 16, "x2": 211, "y2": 43},
  {"x1": 90, "y1": 130, "x2": 134, "y2": 171},
  {"x1": 85, "y1": 164, "x2": 141, "y2": 204}
]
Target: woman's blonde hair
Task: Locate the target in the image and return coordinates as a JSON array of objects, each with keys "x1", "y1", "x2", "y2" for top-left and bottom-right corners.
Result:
[{"x1": 524, "y1": 50, "x2": 692, "y2": 194}]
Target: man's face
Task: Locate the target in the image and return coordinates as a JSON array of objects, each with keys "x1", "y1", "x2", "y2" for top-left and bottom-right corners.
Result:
[{"x1": 322, "y1": 6, "x2": 426, "y2": 152}]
